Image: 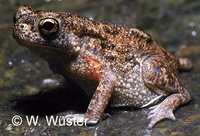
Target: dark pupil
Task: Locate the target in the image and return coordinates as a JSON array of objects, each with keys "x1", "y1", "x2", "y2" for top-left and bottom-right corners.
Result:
[{"x1": 41, "y1": 22, "x2": 54, "y2": 31}]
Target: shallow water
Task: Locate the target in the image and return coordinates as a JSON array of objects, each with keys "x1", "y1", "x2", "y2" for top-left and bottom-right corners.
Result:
[{"x1": 0, "y1": 0, "x2": 200, "y2": 135}]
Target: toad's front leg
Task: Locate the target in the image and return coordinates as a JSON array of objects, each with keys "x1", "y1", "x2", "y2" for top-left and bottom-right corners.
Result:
[{"x1": 64, "y1": 55, "x2": 117, "y2": 124}]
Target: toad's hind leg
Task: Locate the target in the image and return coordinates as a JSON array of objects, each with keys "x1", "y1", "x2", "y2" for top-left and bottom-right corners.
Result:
[{"x1": 142, "y1": 56, "x2": 191, "y2": 128}]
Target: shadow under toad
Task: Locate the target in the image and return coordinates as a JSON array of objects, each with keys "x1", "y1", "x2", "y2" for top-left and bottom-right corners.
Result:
[{"x1": 11, "y1": 80, "x2": 90, "y2": 116}]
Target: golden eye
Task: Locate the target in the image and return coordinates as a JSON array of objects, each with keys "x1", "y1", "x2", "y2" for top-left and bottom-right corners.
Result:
[{"x1": 39, "y1": 18, "x2": 60, "y2": 39}]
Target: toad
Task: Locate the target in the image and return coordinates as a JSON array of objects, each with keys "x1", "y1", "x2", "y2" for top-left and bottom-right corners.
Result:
[{"x1": 13, "y1": 5, "x2": 192, "y2": 128}]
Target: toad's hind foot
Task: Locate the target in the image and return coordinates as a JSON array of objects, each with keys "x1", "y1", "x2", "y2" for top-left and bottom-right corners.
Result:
[
  {"x1": 179, "y1": 57, "x2": 193, "y2": 70},
  {"x1": 148, "y1": 102, "x2": 176, "y2": 129},
  {"x1": 147, "y1": 88, "x2": 191, "y2": 128}
]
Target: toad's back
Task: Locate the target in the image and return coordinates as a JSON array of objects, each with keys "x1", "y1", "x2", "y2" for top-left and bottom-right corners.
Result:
[{"x1": 13, "y1": 6, "x2": 192, "y2": 128}]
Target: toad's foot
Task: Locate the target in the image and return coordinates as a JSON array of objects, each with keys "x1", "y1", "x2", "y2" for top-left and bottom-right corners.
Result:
[
  {"x1": 63, "y1": 114, "x2": 99, "y2": 125},
  {"x1": 178, "y1": 57, "x2": 193, "y2": 70},
  {"x1": 147, "y1": 102, "x2": 176, "y2": 129},
  {"x1": 147, "y1": 88, "x2": 191, "y2": 128}
]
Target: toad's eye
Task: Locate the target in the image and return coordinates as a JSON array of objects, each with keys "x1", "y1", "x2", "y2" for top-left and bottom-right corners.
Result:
[{"x1": 38, "y1": 18, "x2": 60, "y2": 40}]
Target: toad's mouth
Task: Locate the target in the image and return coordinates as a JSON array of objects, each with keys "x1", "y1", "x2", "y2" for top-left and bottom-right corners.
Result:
[
  {"x1": 14, "y1": 37, "x2": 70, "y2": 62},
  {"x1": 14, "y1": 36, "x2": 66, "y2": 52}
]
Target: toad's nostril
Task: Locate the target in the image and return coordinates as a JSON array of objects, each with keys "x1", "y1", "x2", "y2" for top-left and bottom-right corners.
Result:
[
  {"x1": 13, "y1": 13, "x2": 17, "y2": 24},
  {"x1": 20, "y1": 24, "x2": 24, "y2": 28}
]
